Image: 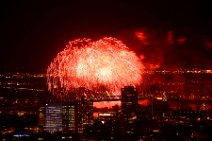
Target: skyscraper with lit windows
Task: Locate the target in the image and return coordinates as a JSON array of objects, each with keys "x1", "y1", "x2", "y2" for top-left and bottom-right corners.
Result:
[
  {"x1": 121, "y1": 86, "x2": 138, "y2": 136},
  {"x1": 62, "y1": 104, "x2": 76, "y2": 133},
  {"x1": 45, "y1": 103, "x2": 62, "y2": 133},
  {"x1": 45, "y1": 100, "x2": 93, "y2": 134},
  {"x1": 121, "y1": 86, "x2": 138, "y2": 121},
  {"x1": 62, "y1": 100, "x2": 93, "y2": 134}
]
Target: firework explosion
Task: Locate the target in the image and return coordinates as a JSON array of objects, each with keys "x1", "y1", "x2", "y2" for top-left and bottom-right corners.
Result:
[{"x1": 47, "y1": 37, "x2": 144, "y2": 101}]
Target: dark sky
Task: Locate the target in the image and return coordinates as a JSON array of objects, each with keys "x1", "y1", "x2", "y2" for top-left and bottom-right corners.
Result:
[{"x1": 0, "y1": 1, "x2": 212, "y2": 71}]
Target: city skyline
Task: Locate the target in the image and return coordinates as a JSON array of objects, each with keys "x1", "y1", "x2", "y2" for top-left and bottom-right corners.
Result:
[{"x1": 1, "y1": 1, "x2": 212, "y2": 140}]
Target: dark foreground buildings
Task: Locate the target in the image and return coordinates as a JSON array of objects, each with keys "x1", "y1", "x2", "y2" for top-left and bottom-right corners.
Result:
[{"x1": 0, "y1": 71, "x2": 212, "y2": 140}]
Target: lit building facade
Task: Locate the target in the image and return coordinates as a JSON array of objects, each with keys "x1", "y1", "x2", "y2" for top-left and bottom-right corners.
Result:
[
  {"x1": 44, "y1": 97, "x2": 93, "y2": 135},
  {"x1": 44, "y1": 101, "x2": 93, "y2": 134},
  {"x1": 45, "y1": 103, "x2": 62, "y2": 133},
  {"x1": 62, "y1": 100, "x2": 93, "y2": 134},
  {"x1": 121, "y1": 86, "x2": 138, "y2": 122},
  {"x1": 76, "y1": 98, "x2": 93, "y2": 134},
  {"x1": 62, "y1": 104, "x2": 76, "y2": 133},
  {"x1": 121, "y1": 86, "x2": 138, "y2": 136}
]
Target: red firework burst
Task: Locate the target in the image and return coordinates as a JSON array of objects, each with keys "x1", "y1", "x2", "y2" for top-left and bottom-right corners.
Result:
[{"x1": 47, "y1": 37, "x2": 144, "y2": 100}]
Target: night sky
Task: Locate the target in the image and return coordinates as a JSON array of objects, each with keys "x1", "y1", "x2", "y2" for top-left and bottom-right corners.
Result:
[{"x1": 0, "y1": 1, "x2": 212, "y2": 71}]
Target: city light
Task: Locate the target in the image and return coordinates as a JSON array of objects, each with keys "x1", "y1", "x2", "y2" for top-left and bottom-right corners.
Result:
[{"x1": 1, "y1": 1, "x2": 212, "y2": 140}]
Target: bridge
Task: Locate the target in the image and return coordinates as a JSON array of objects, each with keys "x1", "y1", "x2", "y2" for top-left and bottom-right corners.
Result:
[
  {"x1": 55, "y1": 87, "x2": 212, "y2": 104},
  {"x1": 1, "y1": 87, "x2": 212, "y2": 113},
  {"x1": 1, "y1": 96, "x2": 212, "y2": 113}
]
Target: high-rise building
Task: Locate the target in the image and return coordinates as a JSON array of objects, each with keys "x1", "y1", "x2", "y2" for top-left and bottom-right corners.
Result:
[
  {"x1": 76, "y1": 98, "x2": 93, "y2": 134},
  {"x1": 121, "y1": 86, "x2": 138, "y2": 122},
  {"x1": 45, "y1": 103, "x2": 62, "y2": 133},
  {"x1": 121, "y1": 86, "x2": 138, "y2": 136},
  {"x1": 44, "y1": 87, "x2": 93, "y2": 134},
  {"x1": 62, "y1": 100, "x2": 93, "y2": 134},
  {"x1": 62, "y1": 104, "x2": 76, "y2": 133},
  {"x1": 45, "y1": 101, "x2": 93, "y2": 134}
]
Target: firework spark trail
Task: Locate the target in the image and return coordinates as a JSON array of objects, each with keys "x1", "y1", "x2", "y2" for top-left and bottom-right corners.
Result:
[{"x1": 47, "y1": 37, "x2": 144, "y2": 103}]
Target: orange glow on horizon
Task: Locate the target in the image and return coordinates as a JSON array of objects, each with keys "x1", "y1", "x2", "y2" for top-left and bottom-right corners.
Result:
[
  {"x1": 138, "y1": 99, "x2": 150, "y2": 106},
  {"x1": 93, "y1": 101, "x2": 121, "y2": 109}
]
